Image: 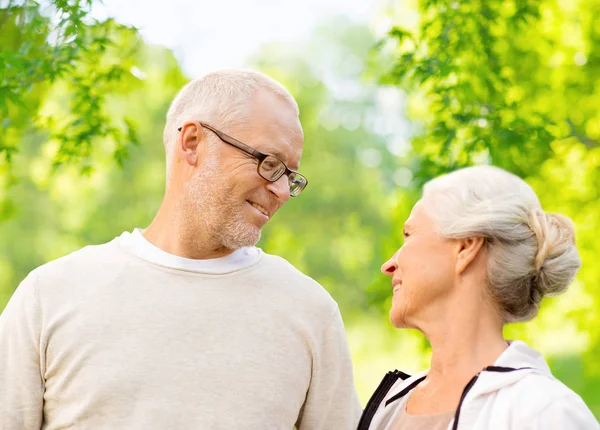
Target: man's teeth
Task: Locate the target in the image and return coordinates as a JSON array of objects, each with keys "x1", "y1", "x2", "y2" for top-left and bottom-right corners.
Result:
[{"x1": 251, "y1": 202, "x2": 269, "y2": 216}]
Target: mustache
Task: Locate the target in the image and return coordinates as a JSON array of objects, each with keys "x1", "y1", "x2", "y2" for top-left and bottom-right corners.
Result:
[{"x1": 247, "y1": 195, "x2": 279, "y2": 211}]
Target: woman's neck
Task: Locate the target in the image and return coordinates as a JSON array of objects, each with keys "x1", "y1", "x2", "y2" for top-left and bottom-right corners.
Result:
[{"x1": 422, "y1": 294, "x2": 508, "y2": 381}]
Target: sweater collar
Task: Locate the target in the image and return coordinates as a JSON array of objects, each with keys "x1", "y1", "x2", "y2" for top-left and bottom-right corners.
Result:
[{"x1": 118, "y1": 229, "x2": 262, "y2": 274}]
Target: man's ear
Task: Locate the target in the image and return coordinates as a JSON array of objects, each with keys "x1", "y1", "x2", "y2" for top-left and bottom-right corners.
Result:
[
  {"x1": 456, "y1": 237, "x2": 486, "y2": 275},
  {"x1": 179, "y1": 122, "x2": 206, "y2": 166}
]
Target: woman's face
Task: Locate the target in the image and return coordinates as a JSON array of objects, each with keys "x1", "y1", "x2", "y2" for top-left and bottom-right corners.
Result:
[{"x1": 381, "y1": 198, "x2": 458, "y2": 328}]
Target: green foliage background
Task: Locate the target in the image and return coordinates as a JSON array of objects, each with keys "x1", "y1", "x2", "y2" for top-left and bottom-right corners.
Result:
[{"x1": 1, "y1": 0, "x2": 599, "y2": 419}]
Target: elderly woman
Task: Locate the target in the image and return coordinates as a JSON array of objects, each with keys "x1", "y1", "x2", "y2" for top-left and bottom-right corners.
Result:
[{"x1": 358, "y1": 166, "x2": 599, "y2": 430}]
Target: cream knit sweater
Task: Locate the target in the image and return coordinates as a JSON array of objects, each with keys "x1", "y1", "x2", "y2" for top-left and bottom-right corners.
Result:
[{"x1": 0, "y1": 232, "x2": 361, "y2": 429}]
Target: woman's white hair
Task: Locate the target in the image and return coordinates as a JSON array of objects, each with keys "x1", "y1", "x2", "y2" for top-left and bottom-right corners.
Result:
[
  {"x1": 423, "y1": 165, "x2": 581, "y2": 323},
  {"x1": 163, "y1": 69, "x2": 299, "y2": 166}
]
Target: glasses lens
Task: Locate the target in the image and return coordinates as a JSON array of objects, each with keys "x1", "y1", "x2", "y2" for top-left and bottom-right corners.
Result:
[
  {"x1": 259, "y1": 155, "x2": 286, "y2": 181},
  {"x1": 289, "y1": 173, "x2": 307, "y2": 197},
  {"x1": 259, "y1": 156, "x2": 307, "y2": 196}
]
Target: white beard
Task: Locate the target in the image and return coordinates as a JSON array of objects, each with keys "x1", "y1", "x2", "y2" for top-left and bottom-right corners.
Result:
[{"x1": 185, "y1": 161, "x2": 262, "y2": 251}]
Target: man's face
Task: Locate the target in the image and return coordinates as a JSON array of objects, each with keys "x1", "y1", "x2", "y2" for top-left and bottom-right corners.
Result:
[{"x1": 187, "y1": 89, "x2": 304, "y2": 250}]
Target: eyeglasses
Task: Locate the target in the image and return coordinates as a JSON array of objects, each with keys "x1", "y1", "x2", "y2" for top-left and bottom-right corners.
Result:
[{"x1": 178, "y1": 122, "x2": 308, "y2": 197}]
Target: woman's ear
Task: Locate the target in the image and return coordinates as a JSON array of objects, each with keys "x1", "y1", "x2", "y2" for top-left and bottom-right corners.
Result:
[{"x1": 456, "y1": 237, "x2": 486, "y2": 275}]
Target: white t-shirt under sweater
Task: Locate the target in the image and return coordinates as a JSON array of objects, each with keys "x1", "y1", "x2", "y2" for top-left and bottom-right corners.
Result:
[{"x1": 0, "y1": 230, "x2": 362, "y2": 430}]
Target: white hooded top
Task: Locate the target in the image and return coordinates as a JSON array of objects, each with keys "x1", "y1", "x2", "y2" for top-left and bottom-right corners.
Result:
[{"x1": 361, "y1": 341, "x2": 599, "y2": 430}]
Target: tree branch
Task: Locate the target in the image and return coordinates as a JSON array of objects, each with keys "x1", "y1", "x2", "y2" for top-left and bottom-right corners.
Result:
[{"x1": 567, "y1": 118, "x2": 599, "y2": 149}]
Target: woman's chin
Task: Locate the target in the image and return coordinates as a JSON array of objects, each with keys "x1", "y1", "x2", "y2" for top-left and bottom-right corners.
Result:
[{"x1": 389, "y1": 310, "x2": 410, "y2": 328}]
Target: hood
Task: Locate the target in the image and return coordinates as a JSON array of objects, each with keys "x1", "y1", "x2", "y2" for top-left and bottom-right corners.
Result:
[
  {"x1": 469, "y1": 340, "x2": 552, "y2": 397},
  {"x1": 359, "y1": 340, "x2": 561, "y2": 430}
]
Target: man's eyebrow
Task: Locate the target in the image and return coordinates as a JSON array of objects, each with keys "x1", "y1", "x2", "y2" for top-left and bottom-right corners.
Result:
[
  {"x1": 262, "y1": 147, "x2": 286, "y2": 159},
  {"x1": 262, "y1": 146, "x2": 302, "y2": 169}
]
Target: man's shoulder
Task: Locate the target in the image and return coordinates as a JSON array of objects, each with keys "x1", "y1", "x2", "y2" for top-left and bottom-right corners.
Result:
[
  {"x1": 27, "y1": 237, "x2": 125, "y2": 285},
  {"x1": 260, "y1": 252, "x2": 324, "y2": 287},
  {"x1": 260, "y1": 252, "x2": 309, "y2": 276},
  {"x1": 259, "y1": 252, "x2": 338, "y2": 308}
]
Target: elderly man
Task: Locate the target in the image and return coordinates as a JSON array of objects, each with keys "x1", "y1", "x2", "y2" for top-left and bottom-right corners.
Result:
[{"x1": 0, "y1": 69, "x2": 361, "y2": 429}]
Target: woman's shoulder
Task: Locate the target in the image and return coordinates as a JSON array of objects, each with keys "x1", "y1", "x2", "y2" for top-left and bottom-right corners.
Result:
[
  {"x1": 487, "y1": 369, "x2": 598, "y2": 427},
  {"x1": 506, "y1": 370, "x2": 589, "y2": 409}
]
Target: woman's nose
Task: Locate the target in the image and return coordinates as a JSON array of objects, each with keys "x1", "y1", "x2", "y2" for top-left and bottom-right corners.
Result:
[{"x1": 381, "y1": 253, "x2": 398, "y2": 276}]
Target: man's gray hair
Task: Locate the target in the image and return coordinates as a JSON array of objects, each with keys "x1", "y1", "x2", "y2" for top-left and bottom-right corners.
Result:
[
  {"x1": 422, "y1": 165, "x2": 581, "y2": 323},
  {"x1": 163, "y1": 69, "x2": 299, "y2": 165}
]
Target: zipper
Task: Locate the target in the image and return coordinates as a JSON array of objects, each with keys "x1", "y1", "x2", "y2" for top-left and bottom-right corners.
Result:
[
  {"x1": 357, "y1": 370, "x2": 410, "y2": 430},
  {"x1": 451, "y1": 372, "x2": 480, "y2": 430},
  {"x1": 451, "y1": 366, "x2": 532, "y2": 429},
  {"x1": 385, "y1": 376, "x2": 427, "y2": 407}
]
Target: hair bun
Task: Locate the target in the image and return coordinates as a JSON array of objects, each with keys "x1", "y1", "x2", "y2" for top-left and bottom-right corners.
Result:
[{"x1": 529, "y1": 209, "x2": 581, "y2": 297}]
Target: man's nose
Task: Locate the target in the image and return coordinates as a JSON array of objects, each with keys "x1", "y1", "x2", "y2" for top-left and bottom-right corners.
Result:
[{"x1": 266, "y1": 175, "x2": 291, "y2": 202}]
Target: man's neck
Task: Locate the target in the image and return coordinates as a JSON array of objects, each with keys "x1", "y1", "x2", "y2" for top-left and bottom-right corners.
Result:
[{"x1": 143, "y1": 199, "x2": 235, "y2": 260}]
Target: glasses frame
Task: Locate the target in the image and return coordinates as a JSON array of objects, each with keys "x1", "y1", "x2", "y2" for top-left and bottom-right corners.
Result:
[{"x1": 178, "y1": 121, "x2": 308, "y2": 196}]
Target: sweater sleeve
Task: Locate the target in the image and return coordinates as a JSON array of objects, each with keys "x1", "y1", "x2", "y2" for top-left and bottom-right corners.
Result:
[
  {"x1": 0, "y1": 273, "x2": 45, "y2": 430},
  {"x1": 529, "y1": 393, "x2": 600, "y2": 430},
  {"x1": 296, "y1": 306, "x2": 362, "y2": 430}
]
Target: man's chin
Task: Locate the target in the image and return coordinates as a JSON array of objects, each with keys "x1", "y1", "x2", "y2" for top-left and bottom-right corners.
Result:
[
  {"x1": 221, "y1": 227, "x2": 262, "y2": 250},
  {"x1": 238, "y1": 232, "x2": 261, "y2": 248}
]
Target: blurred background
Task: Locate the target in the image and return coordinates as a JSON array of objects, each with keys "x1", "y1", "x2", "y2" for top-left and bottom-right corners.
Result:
[{"x1": 1, "y1": 0, "x2": 599, "y2": 418}]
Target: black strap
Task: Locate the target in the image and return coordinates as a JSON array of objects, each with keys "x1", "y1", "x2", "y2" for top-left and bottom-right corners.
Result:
[{"x1": 356, "y1": 370, "x2": 411, "y2": 430}]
